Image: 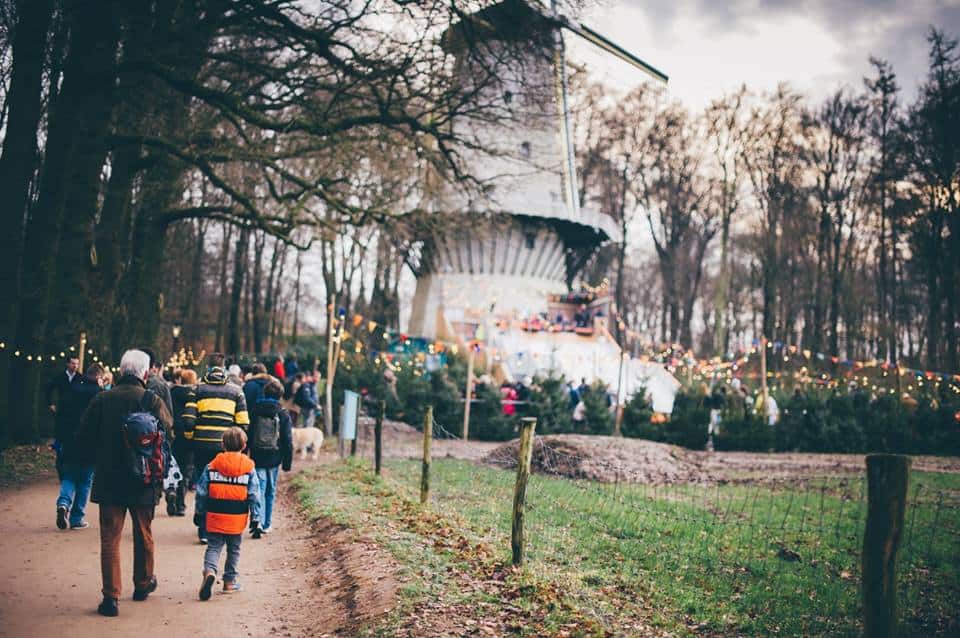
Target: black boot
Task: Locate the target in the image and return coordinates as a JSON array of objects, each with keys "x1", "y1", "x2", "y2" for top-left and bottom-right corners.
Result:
[
  {"x1": 132, "y1": 576, "x2": 158, "y2": 601},
  {"x1": 97, "y1": 597, "x2": 119, "y2": 617}
]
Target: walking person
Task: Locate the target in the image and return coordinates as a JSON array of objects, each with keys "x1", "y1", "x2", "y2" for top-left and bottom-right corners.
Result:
[
  {"x1": 226, "y1": 364, "x2": 244, "y2": 388},
  {"x1": 293, "y1": 372, "x2": 319, "y2": 428},
  {"x1": 283, "y1": 353, "x2": 299, "y2": 379},
  {"x1": 248, "y1": 380, "x2": 293, "y2": 536},
  {"x1": 47, "y1": 355, "x2": 82, "y2": 477},
  {"x1": 242, "y1": 362, "x2": 272, "y2": 408},
  {"x1": 182, "y1": 353, "x2": 250, "y2": 544},
  {"x1": 282, "y1": 372, "x2": 304, "y2": 426},
  {"x1": 194, "y1": 427, "x2": 261, "y2": 599},
  {"x1": 167, "y1": 369, "x2": 198, "y2": 516},
  {"x1": 141, "y1": 347, "x2": 173, "y2": 418},
  {"x1": 55, "y1": 362, "x2": 104, "y2": 530},
  {"x1": 272, "y1": 356, "x2": 285, "y2": 382},
  {"x1": 75, "y1": 349, "x2": 172, "y2": 617}
]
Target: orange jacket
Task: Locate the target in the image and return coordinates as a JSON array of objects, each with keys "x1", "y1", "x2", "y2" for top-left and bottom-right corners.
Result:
[{"x1": 199, "y1": 451, "x2": 259, "y2": 535}]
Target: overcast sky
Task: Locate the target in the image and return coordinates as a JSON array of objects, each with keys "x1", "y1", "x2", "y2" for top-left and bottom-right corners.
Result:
[{"x1": 566, "y1": 0, "x2": 960, "y2": 110}]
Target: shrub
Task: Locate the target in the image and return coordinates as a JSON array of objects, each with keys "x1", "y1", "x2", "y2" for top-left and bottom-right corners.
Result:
[
  {"x1": 580, "y1": 380, "x2": 614, "y2": 435},
  {"x1": 621, "y1": 388, "x2": 662, "y2": 441},
  {"x1": 526, "y1": 376, "x2": 574, "y2": 435},
  {"x1": 666, "y1": 390, "x2": 709, "y2": 450},
  {"x1": 716, "y1": 411, "x2": 772, "y2": 452},
  {"x1": 469, "y1": 382, "x2": 516, "y2": 441}
]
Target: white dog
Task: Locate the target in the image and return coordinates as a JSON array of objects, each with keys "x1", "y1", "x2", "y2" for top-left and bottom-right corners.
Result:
[{"x1": 292, "y1": 426, "x2": 323, "y2": 460}]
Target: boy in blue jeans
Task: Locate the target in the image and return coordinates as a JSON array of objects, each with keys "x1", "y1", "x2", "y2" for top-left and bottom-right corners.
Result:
[
  {"x1": 194, "y1": 427, "x2": 261, "y2": 599},
  {"x1": 248, "y1": 379, "x2": 293, "y2": 535}
]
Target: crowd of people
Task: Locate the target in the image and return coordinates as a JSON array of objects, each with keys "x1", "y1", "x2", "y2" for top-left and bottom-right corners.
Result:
[{"x1": 45, "y1": 348, "x2": 319, "y2": 617}]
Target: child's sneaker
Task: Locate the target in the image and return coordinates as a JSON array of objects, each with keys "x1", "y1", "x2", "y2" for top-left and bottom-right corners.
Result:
[
  {"x1": 198, "y1": 572, "x2": 215, "y2": 601},
  {"x1": 222, "y1": 581, "x2": 242, "y2": 594}
]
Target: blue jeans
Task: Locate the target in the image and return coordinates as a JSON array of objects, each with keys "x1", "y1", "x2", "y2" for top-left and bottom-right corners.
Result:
[
  {"x1": 256, "y1": 466, "x2": 279, "y2": 530},
  {"x1": 203, "y1": 533, "x2": 242, "y2": 582},
  {"x1": 57, "y1": 463, "x2": 95, "y2": 526}
]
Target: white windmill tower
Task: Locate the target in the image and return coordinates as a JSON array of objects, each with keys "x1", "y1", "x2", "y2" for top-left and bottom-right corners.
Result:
[{"x1": 407, "y1": 0, "x2": 667, "y2": 340}]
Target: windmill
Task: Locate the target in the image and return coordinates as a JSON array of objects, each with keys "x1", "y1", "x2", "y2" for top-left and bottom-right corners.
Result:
[{"x1": 407, "y1": 0, "x2": 667, "y2": 340}]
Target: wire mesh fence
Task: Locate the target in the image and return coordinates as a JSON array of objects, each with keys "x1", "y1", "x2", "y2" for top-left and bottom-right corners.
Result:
[{"x1": 378, "y1": 422, "x2": 959, "y2": 637}]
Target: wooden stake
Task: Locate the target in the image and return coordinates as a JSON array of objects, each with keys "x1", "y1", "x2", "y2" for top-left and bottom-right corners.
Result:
[
  {"x1": 863, "y1": 453, "x2": 910, "y2": 638},
  {"x1": 760, "y1": 336, "x2": 768, "y2": 411},
  {"x1": 511, "y1": 417, "x2": 537, "y2": 566},
  {"x1": 324, "y1": 298, "x2": 336, "y2": 438},
  {"x1": 462, "y1": 346, "x2": 475, "y2": 440},
  {"x1": 420, "y1": 406, "x2": 432, "y2": 506},
  {"x1": 375, "y1": 399, "x2": 384, "y2": 476}
]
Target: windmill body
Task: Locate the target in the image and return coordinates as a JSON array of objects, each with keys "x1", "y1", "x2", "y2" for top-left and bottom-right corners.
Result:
[{"x1": 408, "y1": 0, "x2": 664, "y2": 346}]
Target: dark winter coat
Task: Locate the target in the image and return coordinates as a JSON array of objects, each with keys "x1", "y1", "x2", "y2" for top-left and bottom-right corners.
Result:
[
  {"x1": 57, "y1": 376, "x2": 102, "y2": 464},
  {"x1": 76, "y1": 374, "x2": 173, "y2": 506},
  {"x1": 248, "y1": 398, "x2": 293, "y2": 471},
  {"x1": 294, "y1": 382, "x2": 318, "y2": 411},
  {"x1": 47, "y1": 369, "x2": 81, "y2": 428},
  {"x1": 170, "y1": 384, "x2": 196, "y2": 441},
  {"x1": 242, "y1": 373, "x2": 273, "y2": 412},
  {"x1": 146, "y1": 372, "x2": 174, "y2": 418}
]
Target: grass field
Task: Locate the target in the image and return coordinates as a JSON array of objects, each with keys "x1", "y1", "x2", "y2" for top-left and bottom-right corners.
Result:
[{"x1": 297, "y1": 457, "x2": 960, "y2": 637}]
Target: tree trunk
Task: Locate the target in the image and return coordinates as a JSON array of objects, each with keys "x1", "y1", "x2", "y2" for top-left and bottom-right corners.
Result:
[
  {"x1": 251, "y1": 232, "x2": 267, "y2": 354},
  {"x1": 183, "y1": 219, "x2": 208, "y2": 340},
  {"x1": 0, "y1": 0, "x2": 55, "y2": 445},
  {"x1": 214, "y1": 224, "x2": 234, "y2": 352},
  {"x1": 925, "y1": 209, "x2": 944, "y2": 369},
  {"x1": 291, "y1": 251, "x2": 303, "y2": 344},
  {"x1": 712, "y1": 213, "x2": 732, "y2": 356},
  {"x1": 228, "y1": 227, "x2": 250, "y2": 357},
  {"x1": 9, "y1": 0, "x2": 121, "y2": 442}
]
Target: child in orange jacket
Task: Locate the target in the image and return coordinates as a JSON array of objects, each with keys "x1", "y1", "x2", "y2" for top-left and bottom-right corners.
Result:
[{"x1": 194, "y1": 427, "x2": 261, "y2": 599}]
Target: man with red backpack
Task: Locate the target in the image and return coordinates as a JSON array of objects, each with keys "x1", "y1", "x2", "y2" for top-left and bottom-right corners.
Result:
[{"x1": 77, "y1": 349, "x2": 172, "y2": 618}]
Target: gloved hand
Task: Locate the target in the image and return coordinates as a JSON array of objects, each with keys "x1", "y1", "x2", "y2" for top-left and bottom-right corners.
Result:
[{"x1": 193, "y1": 512, "x2": 202, "y2": 527}]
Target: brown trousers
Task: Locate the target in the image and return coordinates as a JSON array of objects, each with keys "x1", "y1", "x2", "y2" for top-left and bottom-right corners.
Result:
[{"x1": 98, "y1": 504, "x2": 155, "y2": 599}]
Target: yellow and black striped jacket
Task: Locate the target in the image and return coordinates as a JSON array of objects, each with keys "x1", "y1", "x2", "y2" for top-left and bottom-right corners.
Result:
[{"x1": 181, "y1": 369, "x2": 249, "y2": 454}]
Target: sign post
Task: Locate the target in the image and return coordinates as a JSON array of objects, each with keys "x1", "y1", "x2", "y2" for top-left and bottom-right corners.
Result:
[{"x1": 339, "y1": 389, "x2": 359, "y2": 459}]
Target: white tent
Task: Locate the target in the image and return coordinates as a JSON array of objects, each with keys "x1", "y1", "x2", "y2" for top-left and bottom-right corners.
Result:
[{"x1": 489, "y1": 325, "x2": 680, "y2": 413}]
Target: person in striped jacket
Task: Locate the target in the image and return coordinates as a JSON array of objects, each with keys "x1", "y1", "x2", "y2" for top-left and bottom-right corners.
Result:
[
  {"x1": 194, "y1": 427, "x2": 261, "y2": 599},
  {"x1": 182, "y1": 353, "x2": 250, "y2": 543}
]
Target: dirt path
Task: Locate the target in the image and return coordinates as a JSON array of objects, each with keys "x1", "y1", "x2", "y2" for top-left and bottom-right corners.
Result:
[{"x1": 0, "y1": 458, "x2": 398, "y2": 638}]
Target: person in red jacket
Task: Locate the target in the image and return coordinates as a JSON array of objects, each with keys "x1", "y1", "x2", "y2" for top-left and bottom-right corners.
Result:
[
  {"x1": 194, "y1": 427, "x2": 261, "y2": 599},
  {"x1": 272, "y1": 357, "x2": 285, "y2": 382}
]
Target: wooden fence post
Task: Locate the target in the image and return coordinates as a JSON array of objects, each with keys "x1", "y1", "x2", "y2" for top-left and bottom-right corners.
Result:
[
  {"x1": 511, "y1": 417, "x2": 537, "y2": 566},
  {"x1": 375, "y1": 399, "x2": 384, "y2": 476},
  {"x1": 863, "y1": 453, "x2": 911, "y2": 638},
  {"x1": 420, "y1": 405, "x2": 432, "y2": 506},
  {"x1": 462, "y1": 346, "x2": 475, "y2": 440}
]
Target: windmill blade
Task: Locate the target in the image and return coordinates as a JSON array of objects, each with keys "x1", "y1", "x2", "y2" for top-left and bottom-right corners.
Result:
[{"x1": 557, "y1": 16, "x2": 669, "y2": 84}]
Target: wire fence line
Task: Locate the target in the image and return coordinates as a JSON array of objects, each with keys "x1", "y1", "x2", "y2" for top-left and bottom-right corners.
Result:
[{"x1": 388, "y1": 423, "x2": 959, "y2": 637}]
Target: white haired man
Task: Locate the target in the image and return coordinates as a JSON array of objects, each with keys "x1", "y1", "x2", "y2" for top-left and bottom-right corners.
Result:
[{"x1": 77, "y1": 349, "x2": 172, "y2": 617}]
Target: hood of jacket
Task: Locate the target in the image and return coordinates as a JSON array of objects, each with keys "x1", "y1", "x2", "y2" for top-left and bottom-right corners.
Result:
[
  {"x1": 244, "y1": 373, "x2": 273, "y2": 385},
  {"x1": 209, "y1": 450, "x2": 255, "y2": 477},
  {"x1": 204, "y1": 367, "x2": 227, "y2": 384}
]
